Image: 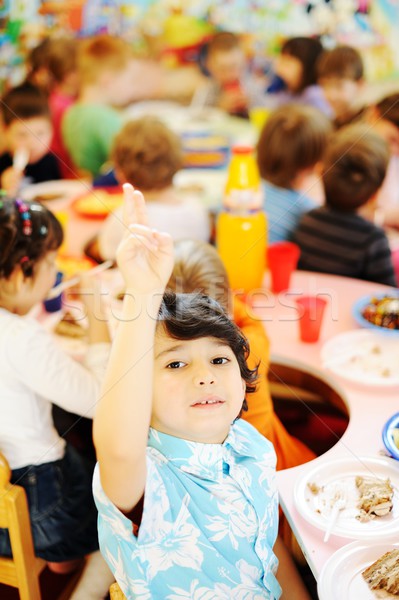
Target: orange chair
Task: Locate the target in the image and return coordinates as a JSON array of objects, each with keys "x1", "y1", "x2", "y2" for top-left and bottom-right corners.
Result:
[{"x1": 0, "y1": 452, "x2": 80, "y2": 600}]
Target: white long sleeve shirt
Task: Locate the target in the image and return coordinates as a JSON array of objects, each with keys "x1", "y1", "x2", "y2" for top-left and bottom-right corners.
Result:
[{"x1": 0, "y1": 308, "x2": 110, "y2": 469}]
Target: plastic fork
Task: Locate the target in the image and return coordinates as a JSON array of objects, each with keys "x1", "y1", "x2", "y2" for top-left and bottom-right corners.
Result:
[
  {"x1": 13, "y1": 148, "x2": 30, "y2": 172},
  {"x1": 323, "y1": 489, "x2": 347, "y2": 543}
]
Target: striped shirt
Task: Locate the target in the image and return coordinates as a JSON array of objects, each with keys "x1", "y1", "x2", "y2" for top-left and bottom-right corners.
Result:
[
  {"x1": 263, "y1": 181, "x2": 316, "y2": 244},
  {"x1": 293, "y1": 206, "x2": 397, "y2": 286}
]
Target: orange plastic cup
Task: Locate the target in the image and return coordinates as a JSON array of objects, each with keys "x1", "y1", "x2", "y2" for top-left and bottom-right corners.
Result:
[
  {"x1": 267, "y1": 241, "x2": 300, "y2": 293},
  {"x1": 296, "y1": 296, "x2": 327, "y2": 343}
]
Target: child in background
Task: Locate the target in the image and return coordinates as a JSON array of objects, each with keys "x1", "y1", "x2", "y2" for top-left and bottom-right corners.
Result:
[
  {"x1": 62, "y1": 34, "x2": 134, "y2": 178},
  {"x1": 46, "y1": 37, "x2": 80, "y2": 178},
  {"x1": 25, "y1": 37, "x2": 53, "y2": 94},
  {"x1": 256, "y1": 104, "x2": 332, "y2": 243},
  {"x1": 317, "y1": 45, "x2": 364, "y2": 127},
  {"x1": 0, "y1": 198, "x2": 113, "y2": 599},
  {"x1": 93, "y1": 184, "x2": 311, "y2": 599},
  {"x1": 192, "y1": 31, "x2": 265, "y2": 117},
  {"x1": 269, "y1": 36, "x2": 332, "y2": 116},
  {"x1": 293, "y1": 124, "x2": 396, "y2": 286},
  {"x1": 168, "y1": 238, "x2": 316, "y2": 471},
  {"x1": 96, "y1": 117, "x2": 210, "y2": 261},
  {"x1": 0, "y1": 83, "x2": 61, "y2": 195}
]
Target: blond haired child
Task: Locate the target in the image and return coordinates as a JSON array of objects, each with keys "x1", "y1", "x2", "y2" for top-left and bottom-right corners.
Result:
[
  {"x1": 62, "y1": 34, "x2": 134, "y2": 177},
  {"x1": 0, "y1": 198, "x2": 113, "y2": 599},
  {"x1": 93, "y1": 184, "x2": 311, "y2": 599},
  {"x1": 168, "y1": 238, "x2": 316, "y2": 471},
  {"x1": 96, "y1": 117, "x2": 210, "y2": 261},
  {"x1": 256, "y1": 104, "x2": 332, "y2": 243},
  {"x1": 293, "y1": 124, "x2": 396, "y2": 286}
]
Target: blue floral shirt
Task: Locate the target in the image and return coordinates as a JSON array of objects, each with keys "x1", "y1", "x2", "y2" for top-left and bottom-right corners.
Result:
[{"x1": 93, "y1": 419, "x2": 281, "y2": 599}]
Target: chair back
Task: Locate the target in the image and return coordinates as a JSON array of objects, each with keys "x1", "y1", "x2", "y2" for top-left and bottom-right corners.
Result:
[
  {"x1": 0, "y1": 452, "x2": 46, "y2": 599},
  {"x1": 110, "y1": 581, "x2": 127, "y2": 599}
]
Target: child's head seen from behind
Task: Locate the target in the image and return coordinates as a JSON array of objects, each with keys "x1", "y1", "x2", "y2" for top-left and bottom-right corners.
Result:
[
  {"x1": 112, "y1": 117, "x2": 183, "y2": 191},
  {"x1": 275, "y1": 36, "x2": 324, "y2": 93},
  {"x1": 256, "y1": 104, "x2": 331, "y2": 189},
  {"x1": 317, "y1": 45, "x2": 364, "y2": 118},
  {"x1": 0, "y1": 198, "x2": 63, "y2": 313},
  {"x1": 205, "y1": 31, "x2": 245, "y2": 87},
  {"x1": 322, "y1": 124, "x2": 390, "y2": 212},
  {"x1": 1, "y1": 82, "x2": 53, "y2": 164},
  {"x1": 77, "y1": 34, "x2": 133, "y2": 106}
]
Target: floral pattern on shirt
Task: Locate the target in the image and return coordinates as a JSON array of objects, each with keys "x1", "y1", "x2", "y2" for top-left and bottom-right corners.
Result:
[{"x1": 93, "y1": 419, "x2": 281, "y2": 599}]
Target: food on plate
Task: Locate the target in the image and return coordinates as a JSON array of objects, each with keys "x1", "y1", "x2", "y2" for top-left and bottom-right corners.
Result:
[
  {"x1": 74, "y1": 191, "x2": 124, "y2": 217},
  {"x1": 56, "y1": 255, "x2": 95, "y2": 278},
  {"x1": 54, "y1": 311, "x2": 86, "y2": 339},
  {"x1": 362, "y1": 296, "x2": 399, "y2": 330},
  {"x1": 393, "y1": 429, "x2": 399, "y2": 450},
  {"x1": 362, "y1": 549, "x2": 399, "y2": 596},
  {"x1": 356, "y1": 477, "x2": 394, "y2": 522}
]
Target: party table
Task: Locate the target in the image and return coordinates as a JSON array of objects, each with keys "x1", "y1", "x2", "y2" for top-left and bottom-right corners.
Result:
[{"x1": 251, "y1": 270, "x2": 399, "y2": 578}]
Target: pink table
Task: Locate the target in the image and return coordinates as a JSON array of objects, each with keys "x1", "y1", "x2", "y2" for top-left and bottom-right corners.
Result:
[{"x1": 251, "y1": 270, "x2": 399, "y2": 577}]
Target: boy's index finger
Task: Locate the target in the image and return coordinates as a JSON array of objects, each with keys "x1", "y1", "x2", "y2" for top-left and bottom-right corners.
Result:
[
  {"x1": 122, "y1": 183, "x2": 137, "y2": 229},
  {"x1": 122, "y1": 183, "x2": 149, "y2": 228}
]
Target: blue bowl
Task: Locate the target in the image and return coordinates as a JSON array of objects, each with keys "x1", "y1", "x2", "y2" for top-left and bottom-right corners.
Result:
[
  {"x1": 382, "y1": 412, "x2": 399, "y2": 460},
  {"x1": 352, "y1": 292, "x2": 399, "y2": 337}
]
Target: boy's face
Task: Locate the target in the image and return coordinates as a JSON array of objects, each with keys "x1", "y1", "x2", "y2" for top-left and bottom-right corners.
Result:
[
  {"x1": 275, "y1": 54, "x2": 303, "y2": 91},
  {"x1": 152, "y1": 329, "x2": 246, "y2": 444},
  {"x1": 207, "y1": 48, "x2": 245, "y2": 86},
  {"x1": 5, "y1": 116, "x2": 53, "y2": 164},
  {"x1": 319, "y1": 77, "x2": 361, "y2": 117}
]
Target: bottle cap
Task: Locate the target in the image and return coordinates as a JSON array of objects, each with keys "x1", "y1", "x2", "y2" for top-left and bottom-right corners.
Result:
[{"x1": 231, "y1": 145, "x2": 253, "y2": 155}]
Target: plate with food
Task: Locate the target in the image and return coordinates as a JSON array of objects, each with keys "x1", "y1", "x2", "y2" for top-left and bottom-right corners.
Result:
[
  {"x1": 320, "y1": 330, "x2": 399, "y2": 387},
  {"x1": 294, "y1": 456, "x2": 399, "y2": 540},
  {"x1": 383, "y1": 413, "x2": 399, "y2": 461},
  {"x1": 56, "y1": 255, "x2": 96, "y2": 278},
  {"x1": 318, "y1": 539, "x2": 399, "y2": 600},
  {"x1": 21, "y1": 180, "x2": 89, "y2": 203},
  {"x1": 352, "y1": 293, "x2": 399, "y2": 335},
  {"x1": 72, "y1": 189, "x2": 124, "y2": 219}
]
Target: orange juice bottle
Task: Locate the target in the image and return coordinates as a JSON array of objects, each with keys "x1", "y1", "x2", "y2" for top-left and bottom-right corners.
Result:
[{"x1": 216, "y1": 146, "x2": 267, "y2": 293}]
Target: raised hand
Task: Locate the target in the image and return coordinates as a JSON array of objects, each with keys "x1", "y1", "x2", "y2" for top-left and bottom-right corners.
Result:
[{"x1": 116, "y1": 183, "x2": 174, "y2": 293}]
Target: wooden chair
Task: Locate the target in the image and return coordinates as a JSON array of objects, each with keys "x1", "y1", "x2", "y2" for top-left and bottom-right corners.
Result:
[
  {"x1": 110, "y1": 582, "x2": 127, "y2": 599},
  {"x1": 0, "y1": 452, "x2": 80, "y2": 600}
]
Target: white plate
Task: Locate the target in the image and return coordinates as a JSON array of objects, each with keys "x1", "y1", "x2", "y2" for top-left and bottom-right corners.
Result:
[
  {"x1": 294, "y1": 456, "x2": 399, "y2": 540},
  {"x1": 318, "y1": 539, "x2": 399, "y2": 600},
  {"x1": 320, "y1": 329, "x2": 399, "y2": 387},
  {"x1": 21, "y1": 180, "x2": 91, "y2": 203},
  {"x1": 174, "y1": 169, "x2": 227, "y2": 209}
]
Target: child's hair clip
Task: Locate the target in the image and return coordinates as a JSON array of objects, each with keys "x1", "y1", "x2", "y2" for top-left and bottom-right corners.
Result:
[
  {"x1": 15, "y1": 198, "x2": 33, "y2": 236},
  {"x1": 20, "y1": 256, "x2": 30, "y2": 264}
]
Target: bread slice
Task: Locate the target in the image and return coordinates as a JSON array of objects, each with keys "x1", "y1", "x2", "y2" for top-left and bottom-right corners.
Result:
[
  {"x1": 356, "y1": 476, "x2": 394, "y2": 522},
  {"x1": 362, "y1": 549, "x2": 399, "y2": 596},
  {"x1": 54, "y1": 311, "x2": 86, "y2": 339}
]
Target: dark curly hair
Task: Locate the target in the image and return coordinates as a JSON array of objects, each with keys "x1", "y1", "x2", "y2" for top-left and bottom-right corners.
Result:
[
  {"x1": 158, "y1": 291, "x2": 258, "y2": 415},
  {"x1": 0, "y1": 197, "x2": 63, "y2": 279}
]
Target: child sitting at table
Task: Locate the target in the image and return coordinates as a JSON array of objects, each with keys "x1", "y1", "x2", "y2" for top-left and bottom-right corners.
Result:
[
  {"x1": 45, "y1": 36, "x2": 80, "y2": 179},
  {"x1": 267, "y1": 36, "x2": 332, "y2": 116},
  {"x1": 191, "y1": 31, "x2": 265, "y2": 118},
  {"x1": 316, "y1": 45, "x2": 365, "y2": 127},
  {"x1": 293, "y1": 124, "x2": 397, "y2": 286},
  {"x1": 0, "y1": 198, "x2": 114, "y2": 599},
  {"x1": 94, "y1": 117, "x2": 210, "y2": 262},
  {"x1": 0, "y1": 82, "x2": 61, "y2": 195},
  {"x1": 168, "y1": 237, "x2": 316, "y2": 471},
  {"x1": 256, "y1": 104, "x2": 332, "y2": 243},
  {"x1": 92, "y1": 183, "x2": 311, "y2": 599},
  {"x1": 62, "y1": 34, "x2": 134, "y2": 178}
]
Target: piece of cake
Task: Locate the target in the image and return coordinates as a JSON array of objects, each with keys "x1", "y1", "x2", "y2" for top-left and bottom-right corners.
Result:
[
  {"x1": 362, "y1": 549, "x2": 399, "y2": 596},
  {"x1": 54, "y1": 311, "x2": 86, "y2": 339},
  {"x1": 356, "y1": 476, "x2": 394, "y2": 522}
]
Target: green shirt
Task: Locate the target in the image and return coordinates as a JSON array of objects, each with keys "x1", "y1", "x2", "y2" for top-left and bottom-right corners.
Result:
[{"x1": 62, "y1": 103, "x2": 122, "y2": 177}]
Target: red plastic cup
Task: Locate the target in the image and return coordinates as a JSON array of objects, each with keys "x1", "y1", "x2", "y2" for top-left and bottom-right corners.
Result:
[
  {"x1": 267, "y1": 241, "x2": 300, "y2": 293},
  {"x1": 296, "y1": 296, "x2": 327, "y2": 343}
]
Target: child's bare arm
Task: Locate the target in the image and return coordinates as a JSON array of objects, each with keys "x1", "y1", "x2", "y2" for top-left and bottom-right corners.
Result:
[
  {"x1": 274, "y1": 537, "x2": 312, "y2": 600},
  {"x1": 93, "y1": 184, "x2": 174, "y2": 512}
]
